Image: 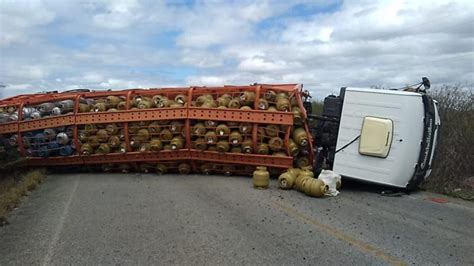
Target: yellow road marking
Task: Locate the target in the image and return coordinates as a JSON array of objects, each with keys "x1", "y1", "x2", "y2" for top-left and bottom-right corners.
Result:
[{"x1": 271, "y1": 200, "x2": 406, "y2": 266}]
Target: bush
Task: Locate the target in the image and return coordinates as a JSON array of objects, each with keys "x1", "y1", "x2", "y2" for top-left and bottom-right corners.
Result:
[{"x1": 423, "y1": 85, "x2": 474, "y2": 196}]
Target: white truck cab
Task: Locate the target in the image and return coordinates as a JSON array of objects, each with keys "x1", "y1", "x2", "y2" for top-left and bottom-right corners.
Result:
[{"x1": 312, "y1": 81, "x2": 440, "y2": 189}]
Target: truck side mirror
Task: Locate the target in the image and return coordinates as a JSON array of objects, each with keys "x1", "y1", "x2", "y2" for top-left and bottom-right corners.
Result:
[{"x1": 422, "y1": 77, "x2": 430, "y2": 90}]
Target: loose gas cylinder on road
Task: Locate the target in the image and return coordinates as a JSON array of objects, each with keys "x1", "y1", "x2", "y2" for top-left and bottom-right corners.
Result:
[
  {"x1": 253, "y1": 166, "x2": 270, "y2": 189},
  {"x1": 303, "y1": 178, "x2": 327, "y2": 197}
]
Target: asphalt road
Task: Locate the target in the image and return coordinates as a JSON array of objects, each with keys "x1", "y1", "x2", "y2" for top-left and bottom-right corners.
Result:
[{"x1": 0, "y1": 173, "x2": 473, "y2": 265}]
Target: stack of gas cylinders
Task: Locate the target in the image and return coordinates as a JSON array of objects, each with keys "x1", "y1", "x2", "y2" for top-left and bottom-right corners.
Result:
[{"x1": 0, "y1": 84, "x2": 313, "y2": 176}]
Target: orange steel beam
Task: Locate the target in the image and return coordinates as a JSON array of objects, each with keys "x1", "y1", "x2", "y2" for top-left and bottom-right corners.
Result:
[
  {"x1": 189, "y1": 150, "x2": 293, "y2": 168},
  {"x1": 75, "y1": 108, "x2": 187, "y2": 125},
  {"x1": 18, "y1": 114, "x2": 75, "y2": 132},
  {"x1": 188, "y1": 108, "x2": 293, "y2": 125}
]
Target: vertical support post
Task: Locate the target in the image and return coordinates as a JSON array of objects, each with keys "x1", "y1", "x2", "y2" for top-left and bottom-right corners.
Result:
[{"x1": 124, "y1": 90, "x2": 132, "y2": 152}]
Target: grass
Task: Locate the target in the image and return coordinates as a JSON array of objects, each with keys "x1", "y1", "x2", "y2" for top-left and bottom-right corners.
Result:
[{"x1": 0, "y1": 169, "x2": 47, "y2": 225}]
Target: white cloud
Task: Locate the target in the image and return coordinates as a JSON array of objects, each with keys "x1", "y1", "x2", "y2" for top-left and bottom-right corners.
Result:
[{"x1": 0, "y1": 0, "x2": 472, "y2": 100}]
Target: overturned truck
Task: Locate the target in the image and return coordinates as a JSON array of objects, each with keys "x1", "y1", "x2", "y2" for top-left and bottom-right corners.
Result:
[{"x1": 0, "y1": 81, "x2": 440, "y2": 189}]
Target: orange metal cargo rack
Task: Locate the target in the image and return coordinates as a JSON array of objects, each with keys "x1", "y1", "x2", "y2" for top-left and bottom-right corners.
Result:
[{"x1": 1, "y1": 84, "x2": 314, "y2": 171}]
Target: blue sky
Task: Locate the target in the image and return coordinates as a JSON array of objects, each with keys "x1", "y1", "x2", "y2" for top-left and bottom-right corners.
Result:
[{"x1": 0, "y1": 0, "x2": 472, "y2": 99}]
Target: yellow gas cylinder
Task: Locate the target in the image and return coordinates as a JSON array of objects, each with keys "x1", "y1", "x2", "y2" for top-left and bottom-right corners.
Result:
[
  {"x1": 257, "y1": 143, "x2": 270, "y2": 155},
  {"x1": 288, "y1": 167, "x2": 302, "y2": 177},
  {"x1": 156, "y1": 96, "x2": 171, "y2": 108},
  {"x1": 240, "y1": 106, "x2": 252, "y2": 111},
  {"x1": 93, "y1": 102, "x2": 107, "y2": 112},
  {"x1": 200, "y1": 163, "x2": 213, "y2": 174},
  {"x1": 194, "y1": 138, "x2": 207, "y2": 151},
  {"x1": 170, "y1": 121, "x2": 183, "y2": 133},
  {"x1": 230, "y1": 147, "x2": 242, "y2": 153},
  {"x1": 151, "y1": 95, "x2": 164, "y2": 106},
  {"x1": 292, "y1": 107, "x2": 303, "y2": 125},
  {"x1": 217, "y1": 95, "x2": 231, "y2": 107},
  {"x1": 264, "y1": 90, "x2": 276, "y2": 101},
  {"x1": 150, "y1": 138, "x2": 163, "y2": 151},
  {"x1": 159, "y1": 129, "x2": 173, "y2": 141},
  {"x1": 296, "y1": 156, "x2": 310, "y2": 168},
  {"x1": 129, "y1": 137, "x2": 141, "y2": 149},
  {"x1": 196, "y1": 94, "x2": 214, "y2": 106},
  {"x1": 156, "y1": 164, "x2": 168, "y2": 175},
  {"x1": 88, "y1": 135, "x2": 100, "y2": 149},
  {"x1": 253, "y1": 166, "x2": 270, "y2": 189},
  {"x1": 204, "y1": 120, "x2": 216, "y2": 129},
  {"x1": 117, "y1": 101, "x2": 127, "y2": 110},
  {"x1": 288, "y1": 139, "x2": 300, "y2": 157},
  {"x1": 170, "y1": 136, "x2": 184, "y2": 150},
  {"x1": 96, "y1": 129, "x2": 110, "y2": 143},
  {"x1": 303, "y1": 178, "x2": 327, "y2": 197},
  {"x1": 78, "y1": 130, "x2": 88, "y2": 143},
  {"x1": 239, "y1": 123, "x2": 253, "y2": 134},
  {"x1": 278, "y1": 171, "x2": 296, "y2": 189},
  {"x1": 205, "y1": 131, "x2": 217, "y2": 144},
  {"x1": 138, "y1": 99, "x2": 153, "y2": 109},
  {"x1": 242, "y1": 139, "x2": 253, "y2": 153},
  {"x1": 106, "y1": 96, "x2": 121, "y2": 108},
  {"x1": 119, "y1": 142, "x2": 127, "y2": 153},
  {"x1": 228, "y1": 98, "x2": 241, "y2": 109},
  {"x1": 201, "y1": 100, "x2": 217, "y2": 108},
  {"x1": 84, "y1": 124, "x2": 98, "y2": 134},
  {"x1": 268, "y1": 137, "x2": 283, "y2": 152},
  {"x1": 220, "y1": 165, "x2": 232, "y2": 176},
  {"x1": 215, "y1": 124, "x2": 230, "y2": 138},
  {"x1": 79, "y1": 103, "x2": 91, "y2": 112},
  {"x1": 175, "y1": 94, "x2": 188, "y2": 105},
  {"x1": 128, "y1": 122, "x2": 140, "y2": 134},
  {"x1": 229, "y1": 131, "x2": 242, "y2": 146},
  {"x1": 265, "y1": 124, "x2": 279, "y2": 137},
  {"x1": 290, "y1": 95, "x2": 298, "y2": 106},
  {"x1": 108, "y1": 135, "x2": 121, "y2": 148},
  {"x1": 80, "y1": 143, "x2": 93, "y2": 155},
  {"x1": 148, "y1": 121, "x2": 162, "y2": 135},
  {"x1": 267, "y1": 106, "x2": 278, "y2": 112},
  {"x1": 107, "y1": 108, "x2": 118, "y2": 112},
  {"x1": 139, "y1": 143, "x2": 150, "y2": 152},
  {"x1": 295, "y1": 174, "x2": 312, "y2": 192},
  {"x1": 163, "y1": 144, "x2": 172, "y2": 150},
  {"x1": 105, "y1": 123, "x2": 119, "y2": 135},
  {"x1": 292, "y1": 127, "x2": 309, "y2": 147},
  {"x1": 275, "y1": 93, "x2": 289, "y2": 110},
  {"x1": 239, "y1": 91, "x2": 256, "y2": 106},
  {"x1": 137, "y1": 129, "x2": 150, "y2": 142},
  {"x1": 178, "y1": 163, "x2": 191, "y2": 174},
  {"x1": 272, "y1": 151, "x2": 287, "y2": 157},
  {"x1": 96, "y1": 143, "x2": 111, "y2": 154},
  {"x1": 257, "y1": 98, "x2": 269, "y2": 110},
  {"x1": 169, "y1": 101, "x2": 182, "y2": 108},
  {"x1": 193, "y1": 123, "x2": 207, "y2": 136},
  {"x1": 216, "y1": 140, "x2": 230, "y2": 153}
]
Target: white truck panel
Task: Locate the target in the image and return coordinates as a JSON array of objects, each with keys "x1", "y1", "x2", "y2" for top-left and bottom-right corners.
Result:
[{"x1": 333, "y1": 88, "x2": 425, "y2": 187}]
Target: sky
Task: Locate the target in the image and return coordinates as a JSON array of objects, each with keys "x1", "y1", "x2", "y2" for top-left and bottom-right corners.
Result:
[{"x1": 0, "y1": 0, "x2": 473, "y2": 99}]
